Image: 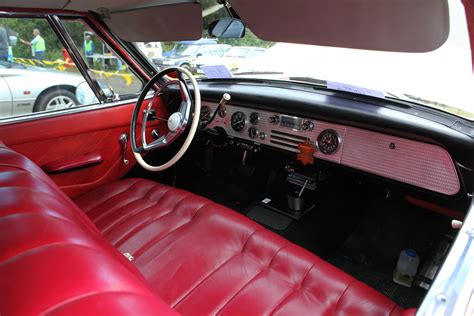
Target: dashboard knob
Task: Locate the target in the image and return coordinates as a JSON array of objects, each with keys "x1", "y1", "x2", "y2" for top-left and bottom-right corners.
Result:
[
  {"x1": 302, "y1": 120, "x2": 314, "y2": 131},
  {"x1": 248, "y1": 127, "x2": 257, "y2": 139},
  {"x1": 259, "y1": 131, "x2": 266, "y2": 140},
  {"x1": 269, "y1": 115, "x2": 280, "y2": 124}
]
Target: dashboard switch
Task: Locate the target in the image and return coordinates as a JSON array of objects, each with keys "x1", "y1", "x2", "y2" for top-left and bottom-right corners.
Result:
[
  {"x1": 248, "y1": 127, "x2": 257, "y2": 139},
  {"x1": 302, "y1": 120, "x2": 314, "y2": 131},
  {"x1": 269, "y1": 115, "x2": 280, "y2": 124}
]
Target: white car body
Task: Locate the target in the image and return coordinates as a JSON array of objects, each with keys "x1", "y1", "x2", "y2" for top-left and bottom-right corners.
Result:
[
  {"x1": 193, "y1": 46, "x2": 266, "y2": 73},
  {"x1": 135, "y1": 42, "x2": 163, "y2": 59},
  {"x1": 0, "y1": 63, "x2": 85, "y2": 118}
]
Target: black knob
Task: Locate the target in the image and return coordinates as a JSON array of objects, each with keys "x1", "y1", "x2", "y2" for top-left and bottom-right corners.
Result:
[
  {"x1": 302, "y1": 121, "x2": 314, "y2": 131},
  {"x1": 248, "y1": 127, "x2": 257, "y2": 139},
  {"x1": 269, "y1": 115, "x2": 280, "y2": 124}
]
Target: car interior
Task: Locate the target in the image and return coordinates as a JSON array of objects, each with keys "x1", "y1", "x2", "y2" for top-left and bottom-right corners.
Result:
[{"x1": 0, "y1": 1, "x2": 473, "y2": 315}]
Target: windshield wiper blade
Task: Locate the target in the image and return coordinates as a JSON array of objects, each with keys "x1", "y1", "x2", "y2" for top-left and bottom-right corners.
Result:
[{"x1": 233, "y1": 70, "x2": 284, "y2": 75}]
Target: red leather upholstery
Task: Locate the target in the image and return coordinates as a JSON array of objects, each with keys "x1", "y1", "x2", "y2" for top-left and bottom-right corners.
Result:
[
  {"x1": 76, "y1": 178, "x2": 407, "y2": 315},
  {"x1": 1, "y1": 142, "x2": 408, "y2": 315},
  {"x1": 0, "y1": 144, "x2": 176, "y2": 315}
]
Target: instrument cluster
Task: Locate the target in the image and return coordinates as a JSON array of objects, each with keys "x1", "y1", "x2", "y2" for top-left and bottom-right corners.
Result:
[{"x1": 201, "y1": 103, "x2": 342, "y2": 160}]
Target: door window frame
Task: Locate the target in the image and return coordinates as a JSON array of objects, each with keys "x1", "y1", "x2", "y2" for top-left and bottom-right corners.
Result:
[{"x1": 0, "y1": 9, "x2": 152, "y2": 125}]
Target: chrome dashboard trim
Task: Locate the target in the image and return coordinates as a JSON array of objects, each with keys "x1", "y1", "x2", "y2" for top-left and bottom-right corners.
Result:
[{"x1": 204, "y1": 101, "x2": 461, "y2": 196}]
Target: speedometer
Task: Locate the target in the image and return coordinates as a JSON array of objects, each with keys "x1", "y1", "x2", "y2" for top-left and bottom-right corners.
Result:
[
  {"x1": 231, "y1": 111, "x2": 246, "y2": 132},
  {"x1": 317, "y1": 129, "x2": 340, "y2": 155}
]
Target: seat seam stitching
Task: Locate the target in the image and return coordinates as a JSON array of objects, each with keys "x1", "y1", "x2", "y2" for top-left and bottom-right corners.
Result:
[
  {"x1": 172, "y1": 228, "x2": 264, "y2": 309},
  {"x1": 134, "y1": 201, "x2": 211, "y2": 259},
  {"x1": 267, "y1": 262, "x2": 317, "y2": 315},
  {"x1": 112, "y1": 193, "x2": 193, "y2": 248},
  {"x1": 101, "y1": 187, "x2": 174, "y2": 236},
  {"x1": 82, "y1": 179, "x2": 143, "y2": 215},
  {"x1": 42, "y1": 290, "x2": 155, "y2": 314},
  {"x1": 0, "y1": 242, "x2": 102, "y2": 266},
  {"x1": 215, "y1": 243, "x2": 291, "y2": 315},
  {"x1": 333, "y1": 279, "x2": 356, "y2": 314}
]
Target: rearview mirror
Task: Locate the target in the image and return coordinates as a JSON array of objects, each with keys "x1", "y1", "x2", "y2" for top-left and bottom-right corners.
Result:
[{"x1": 209, "y1": 17, "x2": 245, "y2": 38}]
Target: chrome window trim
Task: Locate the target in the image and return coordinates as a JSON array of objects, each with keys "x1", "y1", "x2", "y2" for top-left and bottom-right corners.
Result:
[{"x1": 49, "y1": 15, "x2": 106, "y2": 102}]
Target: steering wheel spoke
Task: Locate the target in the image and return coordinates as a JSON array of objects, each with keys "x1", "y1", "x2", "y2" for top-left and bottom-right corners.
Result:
[{"x1": 130, "y1": 67, "x2": 201, "y2": 171}]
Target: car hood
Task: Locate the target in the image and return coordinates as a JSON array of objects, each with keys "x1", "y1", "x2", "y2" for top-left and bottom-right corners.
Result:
[{"x1": 0, "y1": 66, "x2": 85, "y2": 85}]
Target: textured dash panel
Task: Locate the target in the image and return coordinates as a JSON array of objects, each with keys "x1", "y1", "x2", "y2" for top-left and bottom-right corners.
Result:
[
  {"x1": 341, "y1": 127, "x2": 460, "y2": 195},
  {"x1": 204, "y1": 102, "x2": 346, "y2": 164}
]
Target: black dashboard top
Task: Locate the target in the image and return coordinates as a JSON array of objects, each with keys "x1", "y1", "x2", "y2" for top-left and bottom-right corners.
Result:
[{"x1": 165, "y1": 78, "x2": 474, "y2": 195}]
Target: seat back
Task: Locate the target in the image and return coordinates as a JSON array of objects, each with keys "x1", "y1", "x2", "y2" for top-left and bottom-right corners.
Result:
[{"x1": 0, "y1": 143, "x2": 176, "y2": 315}]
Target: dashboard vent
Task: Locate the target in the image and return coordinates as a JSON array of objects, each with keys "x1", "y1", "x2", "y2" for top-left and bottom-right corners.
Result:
[{"x1": 270, "y1": 130, "x2": 306, "y2": 150}]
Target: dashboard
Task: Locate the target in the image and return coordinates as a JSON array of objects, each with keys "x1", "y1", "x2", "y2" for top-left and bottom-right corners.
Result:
[{"x1": 201, "y1": 101, "x2": 460, "y2": 196}]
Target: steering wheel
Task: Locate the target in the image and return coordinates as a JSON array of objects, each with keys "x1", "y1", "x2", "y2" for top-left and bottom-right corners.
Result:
[{"x1": 130, "y1": 67, "x2": 201, "y2": 171}]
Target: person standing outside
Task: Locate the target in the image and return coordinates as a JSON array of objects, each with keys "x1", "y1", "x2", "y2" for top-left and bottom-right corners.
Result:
[
  {"x1": 20, "y1": 28, "x2": 46, "y2": 60},
  {"x1": 84, "y1": 34, "x2": 94, "y2": 68},
  {"x1": 0, "y1": 26, "x2": 9, "y2": 61}
]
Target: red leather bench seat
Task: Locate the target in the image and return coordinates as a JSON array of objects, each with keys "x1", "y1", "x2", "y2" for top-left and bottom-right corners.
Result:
[
  {"x1": 75, "y1": 179, "x2": 407, "y2": 315},
  {"x1": 0, "y1": 144, "x2": 176, "y2": 315},
  {"x1": 1, "y1": 143, "x2": 410, "y2": 315}
]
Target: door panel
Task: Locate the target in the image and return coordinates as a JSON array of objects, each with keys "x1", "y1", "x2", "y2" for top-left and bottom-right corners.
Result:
[{"x1": 0, "y1": 99, "x2": 168, "y2": 198}]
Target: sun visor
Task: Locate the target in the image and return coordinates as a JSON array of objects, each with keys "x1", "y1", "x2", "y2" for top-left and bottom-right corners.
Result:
[
  {"x1": 230, "y1": 0, "x2": 450, "y2": 52},
  {"x1": 66, "y1": 1, "x2": 203, "y2": 42},
  {"x1": 0, "y1": 0, "x2": 69, "y2": 9}
]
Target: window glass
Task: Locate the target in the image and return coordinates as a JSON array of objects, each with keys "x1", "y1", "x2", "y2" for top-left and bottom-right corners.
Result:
[
  {"x1": 225, "y1": 47, "x2": 249, "y2": 58},
  {"x1": 0, "y1": 17, "x2": 98, "y2": 120},
  {"x1": 135, "y1": 0, "x2": 473, "y2": 120},
  {"x1": 62, "y1": 19, "x2": 143, "y2": 97},
  {"x1": 198, "y1": 46, "x2": 212, "y2": 56}
]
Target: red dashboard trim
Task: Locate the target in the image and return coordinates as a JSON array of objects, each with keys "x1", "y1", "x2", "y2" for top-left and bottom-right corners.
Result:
[{"x1": 405, "y1": 195, "x2": 465, "y2": 220}]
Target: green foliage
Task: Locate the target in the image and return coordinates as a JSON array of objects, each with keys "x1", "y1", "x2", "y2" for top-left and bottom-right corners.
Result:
[{"x1": 1, "y1": 17, "x2": 64, "y2": 60}]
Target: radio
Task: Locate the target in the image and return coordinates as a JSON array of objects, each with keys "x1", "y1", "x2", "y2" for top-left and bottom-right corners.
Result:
[{"x1": 270, "y1": 115, "x2": 314, "y2": 131}]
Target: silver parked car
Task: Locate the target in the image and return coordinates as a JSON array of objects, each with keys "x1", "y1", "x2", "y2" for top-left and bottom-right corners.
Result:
[{"x1": 0, "y1": 61, "x2": 86, "y2": 118}]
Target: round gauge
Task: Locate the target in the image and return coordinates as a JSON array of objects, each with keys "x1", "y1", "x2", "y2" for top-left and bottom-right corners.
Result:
[
  {"x1": 317, "y1": 129, "x2": 340, "y2": 155},
  {"x1": 249, "y1": 112, "x2": 259, "y2": 124},
  {"x1": 231, "y1": 111, "x2": 246, "y2": 132},
  {"x1": 200, "y1": 106, "x2": 212, "y2": 123}
]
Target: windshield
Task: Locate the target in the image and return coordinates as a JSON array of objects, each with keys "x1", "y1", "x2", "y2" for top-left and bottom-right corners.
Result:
[
  {"x1": 135, "y1": 0, "x2": 473, "y2": 120},
  {"x1": 225, "y1": 47, "x2": 249, "y2": 58},
  {"x1": 173, "y1": 44, "x2": 199, "y2": 57}
]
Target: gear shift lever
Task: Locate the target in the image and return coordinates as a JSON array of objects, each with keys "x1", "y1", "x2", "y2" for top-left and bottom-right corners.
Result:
[
  {"x1": 218, "y1": 93, "x2": 231, "y2": 113},
  {"x1": 202, "y1": 93, "x2": 231, "y2": 128}
]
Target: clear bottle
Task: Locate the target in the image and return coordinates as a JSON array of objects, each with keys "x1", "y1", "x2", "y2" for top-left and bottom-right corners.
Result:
[{"x1": 393, "y1": 249, "x2": 420, "y2": 287}]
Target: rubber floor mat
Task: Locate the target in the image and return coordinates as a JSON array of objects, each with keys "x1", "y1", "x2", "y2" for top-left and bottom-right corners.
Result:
[{"x1": 247, "y1": 204, "x2": 293, "y2": 230}]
